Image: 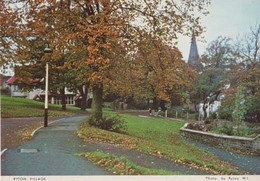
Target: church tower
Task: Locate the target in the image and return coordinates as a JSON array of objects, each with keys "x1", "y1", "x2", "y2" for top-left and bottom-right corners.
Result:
[{"x1": 188, "y1": 32, "x2": 201, "y2": 71}]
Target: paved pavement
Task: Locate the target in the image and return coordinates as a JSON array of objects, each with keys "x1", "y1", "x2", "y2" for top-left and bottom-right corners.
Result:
[
  {"x1": 186, "y1": 140, "x2": 260, "y2": 175},
  {"x1": 5, "y1": 113, "x2": 257, "y2": 175},
  {"x1": 1, "y1": 115, "x2": 210, "y2": 175},
  {"x1": 78, "y1": 142, "x2": 210, "y2": 175},
  {"x1": 1, "y1": 116, "x2": 68, "y2": 149},
  {"x1": 1, "y1": 116, "x2": 109, "y2": 175}
]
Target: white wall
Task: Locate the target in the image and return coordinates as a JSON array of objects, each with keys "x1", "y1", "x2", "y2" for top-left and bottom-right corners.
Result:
[
  {"x1": 199, "y1": 101, "x2": 221, "y2": 118},
  {"x1": 10, "y1": 85, "x2": 28, "y2": 97},
  {"x1": 27, "y1": 89, "x2": 44, "y2": 99}
]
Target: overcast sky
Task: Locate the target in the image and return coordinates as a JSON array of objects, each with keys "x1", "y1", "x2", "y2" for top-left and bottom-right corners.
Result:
[
  {"x1": 178, "y1": 0, "x2": 260, "y2": 61},
  {"x1": 2, "y1": 0, "x2": 260, "y2": 76}
]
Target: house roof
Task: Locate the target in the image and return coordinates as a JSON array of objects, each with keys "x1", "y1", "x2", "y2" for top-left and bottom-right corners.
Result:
[
  {"x1": 6, "y1": 76, "x2": 16, "y2": 85},
  {"x1": 6, "y1": 76, "x2": 41, "y2": 85}
]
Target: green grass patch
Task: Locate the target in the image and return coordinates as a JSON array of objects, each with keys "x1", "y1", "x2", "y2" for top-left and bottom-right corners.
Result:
[
  {"x1": 1, "y1": 96, "x2": 87, "y2": 118},
  {"x1": 77, "y1": 151, "x2": 180, "y2": 175},
  {"x1": 78, "y1": 112, "x2": 240, "y2": 175}
]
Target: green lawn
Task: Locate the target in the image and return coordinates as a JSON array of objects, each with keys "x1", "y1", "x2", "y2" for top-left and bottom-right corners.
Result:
[
  {"x1": 1, "y1": 96, "x2": 87, "y2": 118},
  {"x1": 78, "y1": 112, "x2": 240, "y2": 175}
]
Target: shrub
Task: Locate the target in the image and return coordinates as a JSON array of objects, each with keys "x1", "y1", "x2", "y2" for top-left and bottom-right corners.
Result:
[
  {"x1": 189, "y1": 113, "x2": 199, "y2": 120},
  {"x1": 231, "y1": 86, "x2": 248, "y2": 135},
  {"x1": 1, "y1": 87, "x2": 10, "y2": 96},
  {"x1": 122, "y1": 97, "x2": 150, "y2": 110},
  {"x1": 218, "y1": 122, "x2": 234, "y2": 135},
  {"x1": 88, "y1": 114, "x2": 127, "y2": 133},
  {"x1": 210, "y1": 112, "x2": 217, "y2": 120},
  {"x1": 219, "y1": 98, "x2": 234, "y2": 121},
  {"x1": 245, "y1": 95, "x2": 260, "y2": 123}
]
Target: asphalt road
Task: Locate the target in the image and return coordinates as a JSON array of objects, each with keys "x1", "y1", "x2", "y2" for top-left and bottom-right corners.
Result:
[
  {"x1": 1, "y1": 116, "x2": 109, "y2": 175},
  {"x1": 1, "y1": 115, "x2": 209, "y2": 176},
  {"x1": 186, "y1": 140, "x2": 260, "y2": 175},
  {"x1": 1, "y1": 116, "x2": 68, "y2": 149}
]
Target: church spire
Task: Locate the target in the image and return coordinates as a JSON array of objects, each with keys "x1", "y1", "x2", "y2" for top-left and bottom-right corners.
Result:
[{"x1": 188, "y1": 32, "x2": 201, "y2": 70}]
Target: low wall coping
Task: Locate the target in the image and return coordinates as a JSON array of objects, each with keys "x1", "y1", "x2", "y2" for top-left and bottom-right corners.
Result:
[
  {"x1": 255, "y1": 134, "x2": 260, "y2": 140},
  {"x1": 180, "y1": 123, "x2": 259, "y2": 141}
]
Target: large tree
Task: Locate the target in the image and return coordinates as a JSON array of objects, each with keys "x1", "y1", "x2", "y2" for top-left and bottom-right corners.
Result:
[
  {"x1": 224, "y1": 24, "x2": 260, "y2": 122},
  {"x1": 133, "y1": 34, "x2": 196, "y2": 110},
  {"x1": 1, "y1": 0, "x2": 210, "y2": 122}
]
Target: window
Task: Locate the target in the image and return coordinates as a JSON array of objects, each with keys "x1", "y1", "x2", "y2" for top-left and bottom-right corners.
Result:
[
  {"x1": 65, "y1": 96, "x2": 74, "y2": 105},
  {"x1": 13, "y1": 85, "x2": 19, "y2": 92}
]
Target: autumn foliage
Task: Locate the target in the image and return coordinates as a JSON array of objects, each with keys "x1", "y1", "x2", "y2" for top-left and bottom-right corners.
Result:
[{"x1": 1, "y1": 0, "x2": 210, "y2": 121}]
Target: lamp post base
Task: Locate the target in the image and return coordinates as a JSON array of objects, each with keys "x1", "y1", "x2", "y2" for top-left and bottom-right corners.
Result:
[{"x1": 44, "y1": 108, "x2": 48, "y2": 127}]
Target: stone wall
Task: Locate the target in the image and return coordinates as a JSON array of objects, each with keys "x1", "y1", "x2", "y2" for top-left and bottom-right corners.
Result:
[{"x1": 180, "y1": 123, "x2": 260, "y2": 155}]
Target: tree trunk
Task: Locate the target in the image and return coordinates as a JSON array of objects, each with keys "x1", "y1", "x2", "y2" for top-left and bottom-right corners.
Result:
[
  {"x1": 147, "y1": 98, "x2": 150, "y2": 108},
  {"x1": 92, "y1": 85, "x2": 103, "y2": 121},
  {"x1": 60, "y1": 87, "x2": 66, "y2": 110},
  {"x1": 152, "y1": 97, "x2": 158, "y2": 111},
  {"x1": 160, "y1": 100, "x2": 166, "y2": 111},
  {"x1": 203, "y1": 103, "x2": 207, "y2": 119},
  {"x1": 79, "y1": 84, "x2": 89, "y2": 111},
  {"x1": 194, "y1": 102, "x2": 198, "y2": 112}
]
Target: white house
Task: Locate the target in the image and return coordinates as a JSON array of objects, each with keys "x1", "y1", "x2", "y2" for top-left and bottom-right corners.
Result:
[{"x1": 5, "y1": 76, "x2": 77, "y2": 105}]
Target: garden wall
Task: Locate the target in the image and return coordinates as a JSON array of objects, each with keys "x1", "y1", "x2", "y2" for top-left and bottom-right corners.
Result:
[{"x1": 180, "y1": 123, "x2": 260, "y2": 155}]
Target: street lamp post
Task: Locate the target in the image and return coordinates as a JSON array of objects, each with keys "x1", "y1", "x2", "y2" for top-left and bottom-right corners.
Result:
[{"x1": 44, "y1": 43, "x2": 52, "y2": 127}]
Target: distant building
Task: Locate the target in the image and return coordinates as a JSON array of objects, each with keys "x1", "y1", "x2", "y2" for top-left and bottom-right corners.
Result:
[
  {"x1": 4, "y1": 76, "x2": 77, "y2": 106},
  {"x1": 188, "y1": 32, "x2": 202, "y2": 71},
  {"x1": 187, "y1": 33, "x2": 220, "y2": 118}
]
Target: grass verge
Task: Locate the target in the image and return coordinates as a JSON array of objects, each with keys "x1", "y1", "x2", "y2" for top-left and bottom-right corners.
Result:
[
  {"x1": 77, "y1": 112, "x2": 240, "y2": 175},
  {"x1": 77, "y1": 151, "x2": 180, "y2": 175},
  {"x1": 1, "y1": 96, "x2": 87, "y2": 118}
]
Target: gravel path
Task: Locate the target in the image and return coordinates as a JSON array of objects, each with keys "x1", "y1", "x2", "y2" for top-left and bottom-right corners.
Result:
[{"x1": 186, "y1": 140, "x2": 260, "y2": 175}]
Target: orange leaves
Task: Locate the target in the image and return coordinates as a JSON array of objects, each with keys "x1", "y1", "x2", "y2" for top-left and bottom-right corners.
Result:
[
  {"x1": 1, "y1": 0, "x2": 208, "y2": 100},
  {"x1": 130, "y1": 35, "x2": 196, "y2": 101},
  {"x1": 87, "y1": 46, "x2": 99, "y2": 57}
]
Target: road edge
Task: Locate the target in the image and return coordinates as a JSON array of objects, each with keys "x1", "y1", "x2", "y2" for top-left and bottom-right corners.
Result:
[
  {"x1": 30, "y1": 117, "x2": 66, "y2": 136},
  {"x1": 1, "y1": 148, "x2": 8, "y2": 156}
]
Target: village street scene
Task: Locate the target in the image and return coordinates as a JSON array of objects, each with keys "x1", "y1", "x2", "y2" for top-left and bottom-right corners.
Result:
[{"x1": 1, "y1": 0, "x2": 260, "y2": 180}]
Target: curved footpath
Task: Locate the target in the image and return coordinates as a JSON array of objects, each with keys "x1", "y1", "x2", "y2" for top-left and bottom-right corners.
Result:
[
  {"x1": 1, "y1": 116, "x2": 209, "y2": 175},
  {"x1": 186, "y1": 140, "x2": 260, "y2": 174},
  {"x1": 1, "y1": 116, "x2": 69, "y2": 149},
  {"x1": 1, "y1": 116, "x2": 108, "y2": 175}
]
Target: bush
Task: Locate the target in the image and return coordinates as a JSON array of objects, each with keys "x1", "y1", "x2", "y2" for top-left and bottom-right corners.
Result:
[
  {"x1": 189, "y1": 113, "x2": 199, "y2": 120},
  {"x1": 219, "y1": 98, "x2": 234, "y2": 121},
  {"x1": 217, "y1": 122, "x2": 234, "y2": 135},
  {"x1": 88, "y1": 114, "x2": 127, "y2": 133},
  {"x1": 1, "y1": 87, "x2": 10, "y2": 96},
  {"x1": 245, "y1": 95, "x2": 260, "y2": 122},
  {"x1": 219, "y1": 93, "x2": 260, "y2": 123},
  {"x1": 126, "y1": 97, "x2": 149, "y2": 110},
  {"x1": 210, "y1": 112, "x2": 217, "y2": 120}
]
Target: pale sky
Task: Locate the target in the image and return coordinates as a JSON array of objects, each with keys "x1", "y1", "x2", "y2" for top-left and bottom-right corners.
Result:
[
  {"x1": 178, "y1": 0, "x2": 260, "y2": 61},
  {"x1": 2, "y1": 0, "x2": 260, "y2": 76}
]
